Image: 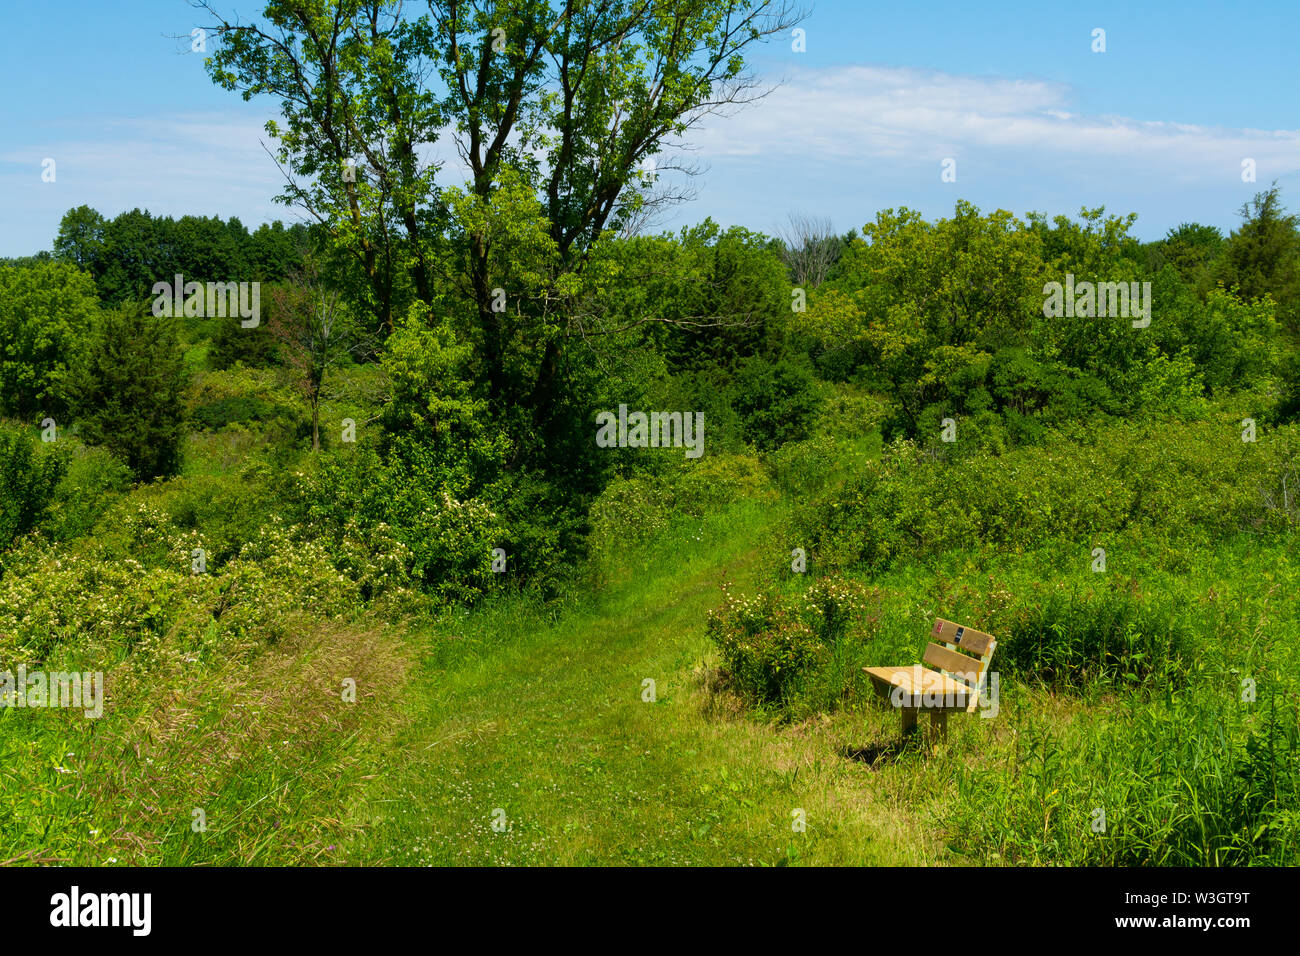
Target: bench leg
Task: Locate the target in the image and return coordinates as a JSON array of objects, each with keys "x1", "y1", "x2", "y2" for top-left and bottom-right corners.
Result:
[
  {"x1": 900, "y1": 708, "x2": 918, "y2": 737},
  {"x1": 929, "y1": 710, "x2": 948, "y2": 742}
]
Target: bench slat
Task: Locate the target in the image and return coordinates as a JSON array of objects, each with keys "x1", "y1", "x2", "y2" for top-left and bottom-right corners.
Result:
[
  {"x1": 922, "y1": 642, "x2": 985, "y2": 684},
  {"x1": 931, "y1": 618, "x2": 995, "y2": 656}
]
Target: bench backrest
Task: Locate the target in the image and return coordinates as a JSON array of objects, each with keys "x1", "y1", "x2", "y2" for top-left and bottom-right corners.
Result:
[{"x1": 922, "y1": 619, "x2": 997, "y2": 713}]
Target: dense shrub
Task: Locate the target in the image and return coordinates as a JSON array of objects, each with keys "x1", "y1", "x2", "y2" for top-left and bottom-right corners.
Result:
[
  {"x1": 0, "y1": 428, "x2": 67, "y2": 553},
  {"x1": 706, "y1": 576, "x2": 876, "y2": 709},
  {"x1": 727, "y1": 356, "x2": 823, "y2": 451},
  {"x1": 41, "y1": 444, "x2": 133, "y2": 543},
  {"x1": 67, "y1": 306, "x2": 189, "y2": 480},
  {"x1": 284, "y1": 444, "x2": 504, "y2": 603},
  {"x1": 587, "y1": 452, "x2": 774, "y2": 575},
  {"x1": 0, "y1": 261, "x2": 99, "y2": 417},
  {"x1": 765, "y1": 433, "x2": 845, "y2": 497},
  {"x1": 790, "y1": 419, "x2": 1298, "y2": 575},
  {"x1": 209, "y1": 311, "x2": 278, "y2": 369},
  {"x1": 0, "y1": 502, "x2": 410, "y2": 666},
  {"x1": 795, "y1": 203, "x2": 1284, "y2": 446},
  {"x1": 190, "y1": 395, "x2": 284, "y2": 431},
  {"x1": 969, "y1": 578, "x2": 1199, "y2": 689},
  {"x1": 1273, "y1": 351, "x2": 1300, "y2": 424}
]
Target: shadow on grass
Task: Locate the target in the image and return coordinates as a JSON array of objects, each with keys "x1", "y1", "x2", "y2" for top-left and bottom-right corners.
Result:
[{"x1": 838, "y1": 738, "x2": 926, "y2": 767}]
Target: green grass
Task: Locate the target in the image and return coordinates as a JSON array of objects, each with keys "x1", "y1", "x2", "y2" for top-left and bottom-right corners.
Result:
[
  {"x1": 6, "y1": 367, "x2": 1298, "y2": 867},
  {"x1": 344, "y1": 500, "x2": 935, "y2": 865}
]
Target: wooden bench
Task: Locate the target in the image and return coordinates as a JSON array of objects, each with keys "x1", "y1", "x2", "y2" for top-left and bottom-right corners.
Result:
[{"x1": 864, "y1": 619, "x2": 997, "y2": 741}]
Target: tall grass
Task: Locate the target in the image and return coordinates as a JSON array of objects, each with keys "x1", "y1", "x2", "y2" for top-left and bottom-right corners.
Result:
[{"x1": 947, "y1": 680, "x2": 1300, "y2": 865}]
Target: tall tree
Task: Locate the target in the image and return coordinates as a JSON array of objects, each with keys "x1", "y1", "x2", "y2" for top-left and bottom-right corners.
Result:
[
  {"x1": 200, "y1": 0, "x2": 804, "y2": 423},
  {"x1": 267, "y1": 257, "x2": 362, "y2": 450},
  {"x1": 1217, "y1": 184, "x2": 1300, "y2": 332},
  {"x1": 68, "y1": 305, "x2": 189, "y2": 480},
  {"x1": 53, "y1": 205, "x2": 107, "y2": 272}
]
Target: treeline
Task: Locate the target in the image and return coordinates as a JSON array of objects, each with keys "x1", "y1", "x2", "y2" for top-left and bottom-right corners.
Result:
[
  {"x1": 4, "y1": 205, "x2": 311, "y2": 304},
  {"x1": 2, "y1": 185, "x2": 1299, "y2": 593}
]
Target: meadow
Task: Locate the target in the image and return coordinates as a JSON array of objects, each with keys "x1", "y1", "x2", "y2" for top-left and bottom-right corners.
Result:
[{"x1": 2, "y1": 354, "x2": 1297, "y2": 866}]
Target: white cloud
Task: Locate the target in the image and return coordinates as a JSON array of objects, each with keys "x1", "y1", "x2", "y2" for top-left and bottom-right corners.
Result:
[
  {"x1": 4, "y1": 65, "x2": 1298, "y2": 255},
  {"x1": 0, "y1": 112, "x2": 294, "y2": 254},
  {"x1": 686, "y1": 65, "x2": 1300, "y2": 178}
]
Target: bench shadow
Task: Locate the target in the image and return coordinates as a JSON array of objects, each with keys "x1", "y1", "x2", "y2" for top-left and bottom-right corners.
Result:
[{"x1": 838, "y1": 739, "x2": 920, "y2": 767}]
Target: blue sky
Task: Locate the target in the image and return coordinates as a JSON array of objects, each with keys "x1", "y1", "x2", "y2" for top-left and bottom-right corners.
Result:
[{"x1": 1, "y1": 0, "x2": 1297, "y2": 256}]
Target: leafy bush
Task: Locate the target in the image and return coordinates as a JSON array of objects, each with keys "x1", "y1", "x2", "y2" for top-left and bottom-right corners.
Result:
[
  {"x1": 0, "y1": 503, "x2": 401, "y2": 666},
  {"x1": 1151, "y1": 284, "x2": 1277, "y2": 394},
  {"x1": 587, "y1": 453, "x2": 774, "y2": 576},
  {"x1": 42, "y1": 444, "x2": 133, "y2": 542},
  {"x1": 1273, "y1": 350, "x2": 1300, "y2": 424},
  {"x1": 283, "y1": 444, "x2": 504, "y2": 603},
  {"x1": 190, "y1": 395, "x2": 283, "y2": 431},
  {"x1": 158, "y1": 472, "x2": 282, "y2": 567},
  {"x1": 209, "y1": 306, "x2": 278, "y2": 369},
  {"x1": 765, "y1": 433, "x2": 847, "y2": 497},
  {"x1": 728, "y1": 356, "x2": 822, "y2": 451},
  {"x1": 706, "y1": 576, "x2": 876, "y2": 709},
  {"x1": 0, "y1": 428, "x2": 67, "y2": 552},
  {"x1": 791, "y1": 419, "x2": 1297, "y2": 575},
  {"x1": 0, "y1": 261, "x2": 99, "y2": 417},
  {"x1": 975, "y1": 580, "x2": 1198, "y2": 689}
]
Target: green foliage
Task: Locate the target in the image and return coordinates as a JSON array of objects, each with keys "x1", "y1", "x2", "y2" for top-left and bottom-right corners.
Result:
[
  {"x1": 55, "y1": 205, "x2": 309, "y2": 306},
  {"x1": 209, "y1": 311, "x2": 278, "y2": 369},
  {"x1": 202, "y1": 0, "x2": 801, "y2": 468},
  {"x1": 282, "y1": 442, "x2": 504, "y2": 603},
  {"x1": 982, "y1": 581, "x2": 1198, "y2": 689},
  {"x1": 190, "y1": 395, "x2": 284, "y2": 431},
  {"x1": 0, "y1": 428, "x2": 67, "y2": 552},
  {"x1": 41, "y1": 445, "x2": 134, "y2": 543},
  {"x1": 792, "y1": 419, "x2": 1297, "y2": 575},
  {"x1": 1215, "y1": 184, "x2": 1300, "y2": 334},
  {"x1": 706, "y1": 576, "x2": 876, "y2": 710},
  {"x1": 1273, "y1": 350, "x2": 1300, "y2": 424},
  {"x1": 796, "y1": 201, "x2": 1287, "y2": 448},
  {"x1": 587, "y1": 453, "x2": 774, "y2": 578},
  {"x1": 67, "y1": 305, "x2": 190, "y2": 480},
  {"x1": 1144, "y1": 221, "x2": 1225, "y2": 287},
  {"x1": 381, "y1": 307, "x2": 498, "y2": 486},
  {"x1": 599, "y1": 221, "x2": 791, "y2": 372},
  {"x1": 0, "y1": 261, "x2": 100, "y2": 417},
  {"x1": 728, "y1": 356, "x2": 822, "y2": 451},
  {"x1": 1150, "y1": 282, "x2": 1277, "y2": 394},
  {"x1": 53, "y1": 205, "x2": 106, "y2": 271},
  {"x1": 949, "y1": 684, "x2": 1300, "y2": 865},
  {"x1": 1136, "y1": 347, "x2": 1210, "y2": 420},
  {"x1": 765, "y1": 433, "x2": 845, "y2": 497}
]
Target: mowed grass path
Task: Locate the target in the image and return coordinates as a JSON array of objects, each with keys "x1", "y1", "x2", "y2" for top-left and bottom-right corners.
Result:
[{"x1": 346, "y1": 502, "x2": 934, "y2": 866}]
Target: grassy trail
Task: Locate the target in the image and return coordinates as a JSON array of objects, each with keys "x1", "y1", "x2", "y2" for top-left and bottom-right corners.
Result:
[{"x1": 346, "y1": 501, "x2": 934, "y2": 866}]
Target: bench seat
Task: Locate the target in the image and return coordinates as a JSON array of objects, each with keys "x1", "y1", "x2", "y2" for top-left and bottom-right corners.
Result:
[{"x1": 863, "y1": 664, "x2": 974, "y2": 710}]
